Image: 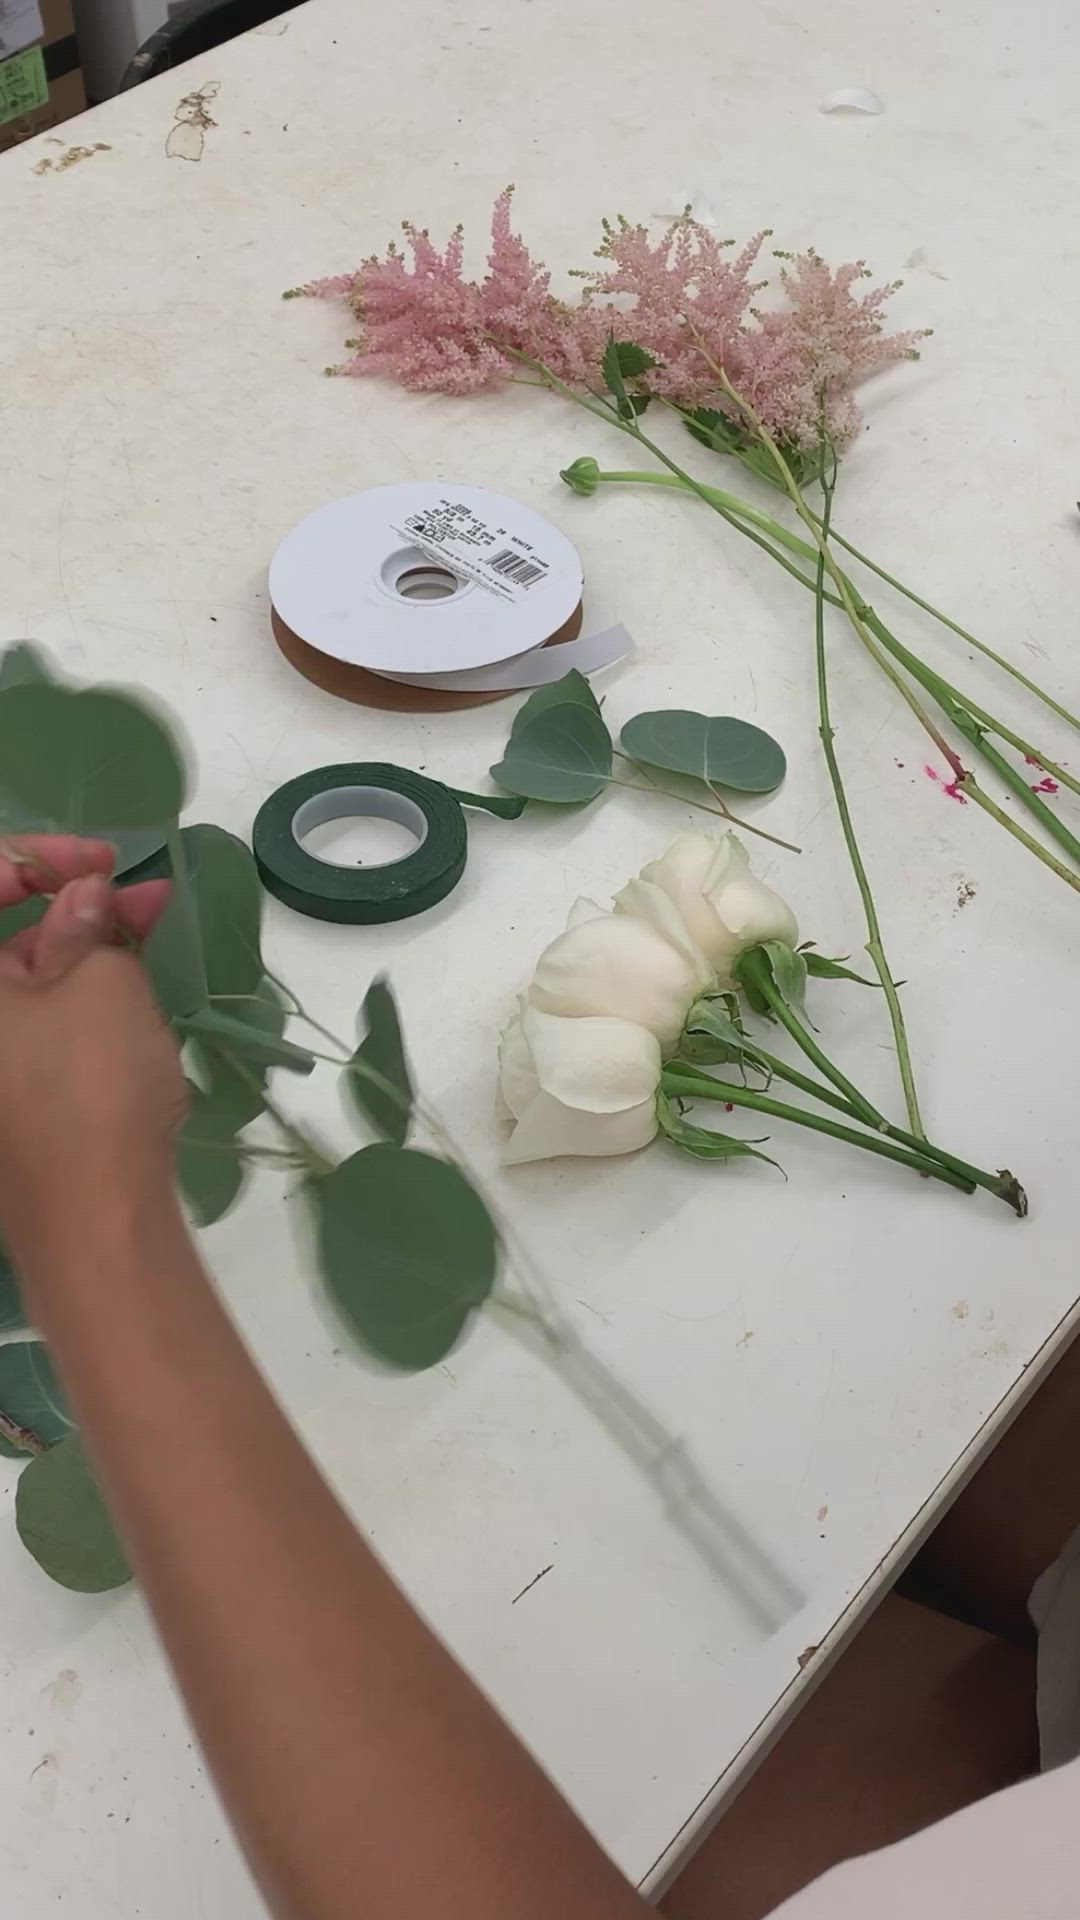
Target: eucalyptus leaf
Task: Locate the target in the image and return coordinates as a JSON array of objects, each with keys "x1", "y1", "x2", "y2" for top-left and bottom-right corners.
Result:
[
  {"x1": 0, "y1": 643, "x2": 55, "y2": 690},
  {"x1": 621, "y1": 709, "x2": 787, "y2": 795},
  {"x1": 191, "y1": 979, "x2": 288, "y2": 1130},
  {"x1": 0, "y1": 684, "x2": 186, "y2": 831},
  {"x1": 180, "y1": 1005, "x2": 315, "y2": 1077},
  {"x1": 178, "y1": 1085, "x2": 248, "y2": 1227},
  {"x1": 185, "y1": 825, "x2": 263, "y2": 996},
  {"x1": 15, "y1": 1435, "x2": 131, "y2": 1593},
  {"x1": 0, "y1": 1245, "x2": 27, "y2": 1335},
  {"x1": 491, "y1": 703, "x2": 613, "y2": 804},
  {"x1": 346, "y1": 979, "x2": 413, "y2": 1148},
  {"x1": 509, "y1": 669, "x2": 602, "y2": 739},
  {"x1": 143, "y1": 840, "x2": 208, "y2": 1020},
  {"x1": 0, "y1": 1343, "x2": 73, "y2": 1458},
  {"x1": 314, "y1": 1145, "x2": 498, "y2": 1370},
  {"x1": 656, "y1": 1090, "x2": 781, "y2": 1171}
]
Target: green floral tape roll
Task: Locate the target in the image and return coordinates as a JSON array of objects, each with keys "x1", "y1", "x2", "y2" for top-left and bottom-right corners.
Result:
[{"x1": 252, "y1": 763, "x2": 469, "y2": 925}]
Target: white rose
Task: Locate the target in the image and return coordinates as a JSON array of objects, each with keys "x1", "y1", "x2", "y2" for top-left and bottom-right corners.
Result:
[
  {"x1": 628, "y1": 833, "x2": 797, "y2": 981},
  {"x1": 528, "y1": 901, "x2": 710, "y2": 1050},
  {"x1": 498, "y1": 1005, "x2": 661, "y2": 1163}
]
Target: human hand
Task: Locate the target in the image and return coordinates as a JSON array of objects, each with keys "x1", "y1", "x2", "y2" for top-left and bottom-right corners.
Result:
[{"x1": 0, "y1": 836, "x2": 185, "y2": 1286}]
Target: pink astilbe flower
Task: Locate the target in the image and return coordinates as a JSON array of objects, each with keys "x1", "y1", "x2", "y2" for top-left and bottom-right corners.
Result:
[
  {"x1": 741, "y1": 251, "x2": 929, "y2": 447},
  {"x1": 303, "y1": 189, "x2": 595, "y2": 393},
  {"x1": 577, "y1": 216, "x2": 767, "y2": 403},
  {"x1": 298, "y1": 194, "x2": 925, "y2": 443}
]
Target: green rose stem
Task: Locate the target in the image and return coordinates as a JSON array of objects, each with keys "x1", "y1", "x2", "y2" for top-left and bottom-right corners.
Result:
[
  {"x1": 696, "y1": 358, "x2": 1080, "y2": 884},
  {"x1": 542, "y1": 365, "x2": 1080, "y2": 884},
  {"x1": 576, "y1": 469, "x2": 1080, "y2": 807},
  {"x1": 811, "y1": 440, "x2": 925, "y2": 1136},
  {"x1": 663, "y1": 1052, "x2": 1015, "y2": 1204},
  {"x1": 729, "y1": 951, "x2": 1026, "y2": 1212},
  {"x1": 810, "y1": 516, "x2": 1080, "y2": 739},
  {"x1": 659, "y1": 1066, "x2": 975, "y2": 1198},
  {"x1": 513, "y1": 355, "x2": 934, "y2": 1133},
  {"x1": 661, "y1": 1065, "x2": 1026, "y2": 1213}
]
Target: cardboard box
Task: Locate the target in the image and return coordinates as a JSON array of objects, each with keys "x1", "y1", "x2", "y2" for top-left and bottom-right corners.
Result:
[{"x1": 0, "y1": 0, "x2": 85, "y2": 153}]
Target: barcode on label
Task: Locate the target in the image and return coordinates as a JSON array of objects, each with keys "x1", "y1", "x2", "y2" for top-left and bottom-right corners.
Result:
[{"x1": 488, "y1": 549, "x2": 545, "y2": 587}]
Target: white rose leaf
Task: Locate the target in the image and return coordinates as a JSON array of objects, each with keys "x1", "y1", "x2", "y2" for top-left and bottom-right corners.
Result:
[{"x1": 656, "y1": 1090, "x2": 782, "y2": 1171}]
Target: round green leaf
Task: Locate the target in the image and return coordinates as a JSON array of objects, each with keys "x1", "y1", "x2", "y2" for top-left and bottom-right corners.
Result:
[
  {"x1": 346, "y1": 978, "x2": 414, "y2": 1148},
  {"x1": 491, "y1": 703, "x2": 613, "y2": 803},
  {"x1": 178, "y1": 1086, "x2": 248, "y2": 1227},
  {"x1": 185, "y1": 824, "x2": 263, "y2": 997},
  {"x1": 0, "y1": 1342, "x2": 73, "y2": 1458},
  {"x1": 0, "y1": 642, "x2": 54, "y2": 690},
  {"x1": 0, "y1": 683, "x2": 187, "y2": 831},
  {"x1": 509, "y1": 669, "x2": 602, "y2": 740},
  {"x1": 314, "y1": 1145, "x2": 498, "y2": 1370},
  {"x1": 15, "y1": 1434, "x2": 131, "y2": 1593},
  {"x1": 189, "y1": 977, "x2": 289, "y2": 1131},
  {"x1": 621, "y1": 710, "x2": 786, "y2": 795}
]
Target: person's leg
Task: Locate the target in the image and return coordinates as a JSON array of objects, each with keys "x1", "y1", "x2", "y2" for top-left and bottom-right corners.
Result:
[
  {"x1": 903, "y1": 1330, "x2": 1080, "y2": 1645},
  {"x1": 662, "y1": 1595, "x2": 1037, "y2": 1920}
]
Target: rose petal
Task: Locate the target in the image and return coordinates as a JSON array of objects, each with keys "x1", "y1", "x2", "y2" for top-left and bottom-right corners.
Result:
[
  {"x1": 528, "y1": 912, "x2": 701, "y2": 1048},
  {"x1": 497, "y1": 1011, "x2": 539, "y2": 1120},
  {"x1": 523, "y1": 1006, "x2": 661, "y2": 1114},
  {"x1": 638, "y1": 833, "x2": 749, "y2": 972},
  {"x1": 710, "y1": 870, "x2": 798, "y2": 948},
  {"x1": 566, "y1": 896, "x2": 607, "y2": 930},
  {"x1": 611, "y1": 878, "x2": 713, "y2": 988},
  {"x1": 505, "y1": 1090, "x2": 659, "y2": 1163}
]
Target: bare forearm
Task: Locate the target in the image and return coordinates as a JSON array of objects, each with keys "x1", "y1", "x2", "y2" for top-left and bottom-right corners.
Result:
[{"x1": 19, "y1": 1190, "x2": 645, "y2": 1920}]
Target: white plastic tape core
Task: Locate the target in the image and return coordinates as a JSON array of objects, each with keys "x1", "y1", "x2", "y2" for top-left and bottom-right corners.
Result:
[{"x1": 292, "y1": 786, "x2": 429, "y2": 869}]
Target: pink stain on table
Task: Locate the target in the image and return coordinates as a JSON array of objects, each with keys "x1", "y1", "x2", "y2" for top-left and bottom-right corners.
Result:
[
  {"x1": 924, "y1": 765, "x2": 967, "y2": 804},
  {"x1": 1031, "y1": 776, "x2": 1059, "y2": 795}
]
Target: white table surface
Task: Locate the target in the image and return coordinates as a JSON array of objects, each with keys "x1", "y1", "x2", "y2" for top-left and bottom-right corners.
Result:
[{"x1": 3, "y1": 0, "x2": 1080, "y2": 1908}]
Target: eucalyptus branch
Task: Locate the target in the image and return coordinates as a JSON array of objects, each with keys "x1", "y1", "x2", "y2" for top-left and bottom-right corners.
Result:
[
  {"x1": 609, "y1": 751, "x2": 802, "y2": 854},
  {"x1": 205, "y1": 1049, "x2": 334, "y2": 1179}
]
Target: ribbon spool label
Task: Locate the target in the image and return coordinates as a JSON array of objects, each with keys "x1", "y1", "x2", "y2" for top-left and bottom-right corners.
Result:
[{"x1": 391, "y1": 496, "x2": 553, "y2": 604}]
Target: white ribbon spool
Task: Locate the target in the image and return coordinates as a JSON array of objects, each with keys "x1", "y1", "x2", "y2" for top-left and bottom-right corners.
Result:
[{"x1": 268, "y1": 483, "x2": 633, "y2": 694}]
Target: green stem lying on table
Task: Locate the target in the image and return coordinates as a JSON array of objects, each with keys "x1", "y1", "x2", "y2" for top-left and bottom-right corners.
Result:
[
  {"x1": 660, "y1": 1068, "x2": 972, "y2": 1197},
  {"x1": 660, "y1": 1065, "x2": 1027, "y2": 1215},
  {"x1": 814, "y1": 517, "x2": 1080, "y2": 739},
  {"x1": 717, "y1": 951, "x2": 1024, "y2": 1210},
  {"x1": 563, "y1": 451, "x2": 1080, "y2": 889},
  {"x1": 810, "y1": 441, "x2": 926, "y2": 1138}
]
